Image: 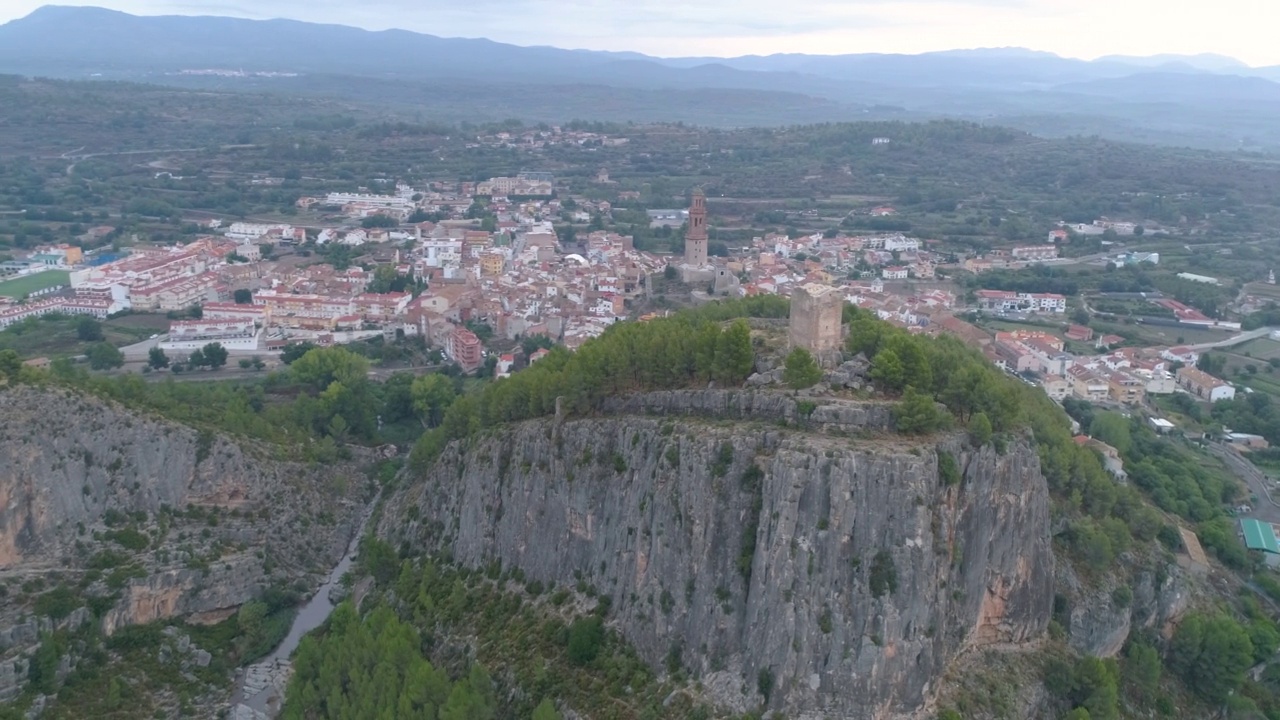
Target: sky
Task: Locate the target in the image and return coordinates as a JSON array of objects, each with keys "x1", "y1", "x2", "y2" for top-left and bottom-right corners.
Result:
[{"x1": 1, "y1": 0, "x2": 1277, "y2": 66}]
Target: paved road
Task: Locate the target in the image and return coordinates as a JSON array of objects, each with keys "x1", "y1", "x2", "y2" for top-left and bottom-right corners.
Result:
[
  {"x1": 1184, "y1": 326, "x2": 1277, "y2": 352},
  {"x1": 1207, "y1": 442, "x2": 1280, "y2": 526},
  {"x1": 119, "y1": 334, "x2": 165, "y2": 360}
]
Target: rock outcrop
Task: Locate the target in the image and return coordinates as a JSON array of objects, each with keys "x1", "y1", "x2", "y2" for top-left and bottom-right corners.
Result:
[
  {"x1": 0, "y1": 385, "x2": 369, "y2": 700},
  {"x1": 597, "y1": 389, "x2": 895, "y2": 432},
  {"x1": 381, "y1": 391, "x2": 1054, "y2": 719},
  {"x1": 1058, "y1": 555, "x2": 1192, "y2": 658}
]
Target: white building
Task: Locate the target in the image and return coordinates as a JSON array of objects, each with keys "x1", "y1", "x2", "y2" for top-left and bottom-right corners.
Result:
[
  {"x1": 883, "y1": 235, "x2": 920, "y2": 252},
  {"x1": 1012, "y1": 246, "x2": 1058, "y2": 261},
  {"x1": 226, "y1": 223, "x2": 294, "y2": 241},
  {"x1": 160, "y1": 319, "x2": 261, "y2": 351},
  {"x1": 1177, "y1": 273, "x2": 1221, "y2": 285}
]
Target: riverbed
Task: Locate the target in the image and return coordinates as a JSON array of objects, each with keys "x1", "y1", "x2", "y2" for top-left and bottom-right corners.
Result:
[{"x1": 229, "y1": 494, "x2": 380, "y2": 718}]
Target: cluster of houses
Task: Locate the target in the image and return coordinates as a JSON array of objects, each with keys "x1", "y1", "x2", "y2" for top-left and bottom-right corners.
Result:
[{"x1": 971, "y1": 329, "x2": 1237, "y2": 407}]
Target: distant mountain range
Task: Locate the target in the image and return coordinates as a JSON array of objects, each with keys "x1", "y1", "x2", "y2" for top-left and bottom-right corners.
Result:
[{"x1": 4, "y1": 5, "x2": 1280, "y2": 151}]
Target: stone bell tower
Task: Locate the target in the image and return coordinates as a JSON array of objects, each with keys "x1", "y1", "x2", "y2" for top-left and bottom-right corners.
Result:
[{"x1": 684, "y1": 188, "x2": 708, "y2": 268}]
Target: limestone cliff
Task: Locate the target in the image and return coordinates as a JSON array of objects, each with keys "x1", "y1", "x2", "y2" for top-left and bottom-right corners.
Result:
[
  {"x1": 0, "y1": 385, "x2": 369, "y2": 699},
  {"x1": 380, "y1": 392, "x2": 1054, "y2": 719}
]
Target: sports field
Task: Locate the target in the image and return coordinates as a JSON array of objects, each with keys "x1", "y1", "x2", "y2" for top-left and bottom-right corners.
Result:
[{"x1": 0, "y1": 270, "x2": 70, "y2": 298}]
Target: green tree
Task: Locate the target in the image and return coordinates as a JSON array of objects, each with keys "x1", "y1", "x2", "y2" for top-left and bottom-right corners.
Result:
[
  {"x1": 1089, "y1": 412, "x2": 1132, "y2": 455},
  {"x1": 368, "y1": 264, "x2": 402, "y2": 293},
  {"x1": 411, "y1": 374, "x2": 456, "y2": 428},
  {"x1": 237, "y1": 600, "x2": 267, "y2": 647},
  {"x1": 969, "y1": 411, "x2": 993, "y2": 447},
  {"x1": 884, "y1": 335, "x2": 932, "y2": 389},
  {"x1": 783, "y1": 347, "x2": 823, "y2": 389},
  {"x1": 1168, "y1": 613, "x2": 1254, "y2": 704},
  {"x1": 76, "y1": 315, "x2": 103, "y2": 341},
  {"x1": 201, "y1": 342, "x2": 228, "y2": 369},
  {"x1": 0, "y1": 349, "x2": 20, "y2": 380},
  {"x1": 280, "y1": 341, "x2": 318, "y2": 364},
  {"x1": 870, "y1": 348, "x2": 906, "y2": 391},
  {"x1": 521, "y1": 334, "x2": 555, "y2": 357},
  {"x1": 713, "y1": 320, "x2": 755, "y2": 385},
  {"x1": 845, "y1": 315, "x2": 886, "y2": 357},
  {"x1": 532, "y1": 699, "x2": 561, "y2": 720},
  {"x1": 290, "y1": 347, "x2": 371, "y2": 390},
  {"x1": 1070, "y1": 657, "x2": 1119, "y2": 720},
  {"x1": 567, "y1": 616, "x2": 605, "y2": 665},
  {"x1": 27, "y1": 638, "x2": 59, "y2": 694},
  {"x1": 233, "y1": 288, "x2": 253, "y2": 304},
  {"x1": 147, "y1": 346, "x2": 169, "y2": 369},
  {"x1": 86, "y1": 341, "x2": 124, "y2": 370},
  {"x1": 894, "y1": 386, "x2": 947, "y2": 434},
  {"x1": 361, "y1": 214, "x2": 397, "y2": 228},
  {"x1": 1122, "y1": 639, "x2": 1162, "y2": 702}
]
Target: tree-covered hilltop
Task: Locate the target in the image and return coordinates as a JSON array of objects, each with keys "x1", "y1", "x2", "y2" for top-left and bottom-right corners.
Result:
[
  {"x1": 0, "y1": 342, "x2": 436, "y2": 460},
  {"x1": 387, "y1": 296, "x2": 1278, "y2": 720}
]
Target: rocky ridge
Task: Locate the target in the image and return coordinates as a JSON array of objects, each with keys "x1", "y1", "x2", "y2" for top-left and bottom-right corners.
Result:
[
  {"x1": 0, "y1": 385, "x2": 370, "y2": 704},
  {"x1": 380, "y1": 390, "x2": 1054, "y2": 719}
]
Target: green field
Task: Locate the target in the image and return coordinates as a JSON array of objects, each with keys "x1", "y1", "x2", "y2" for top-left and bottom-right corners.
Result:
[{"x1": 0, "y1": 270, "x2": 71, "y2": 299}]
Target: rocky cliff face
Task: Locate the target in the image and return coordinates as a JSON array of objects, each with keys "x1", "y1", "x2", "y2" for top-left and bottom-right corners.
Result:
[
  {"x1": 0, "y1": 385, "x2": 369, "y2": 700},
  {"x1": 381, "y1": 392, "x2": 1054, "y2": 719},
  {"x1": 1058, "y1": 556, "x2": 1192, "y2": 659}
]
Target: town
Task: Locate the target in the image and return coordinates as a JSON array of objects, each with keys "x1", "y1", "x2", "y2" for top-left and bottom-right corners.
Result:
[{"x1": 0, "y1": 172, "x2": 1257, "y2": 407}]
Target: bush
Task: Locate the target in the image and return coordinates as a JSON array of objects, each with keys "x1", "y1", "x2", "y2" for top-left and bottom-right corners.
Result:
[
  {"x1": 567, "y1": 616, "x2": 605, "y2": 665},
  {"x1": 757, "y1": 667, "x2": 775, "y2": 702},
  {"x1": 869, "y1": 550, "x2": 898, "y2": 597},
  {"x1": 938, "y1": 451, "x2": 960, "y2": 486},
  {"x1": 33, "y1": 585, "x2": 79, "y2": 620},
  {"x1": 105, "y1": 527, "x2": 149, "y2": 551}
]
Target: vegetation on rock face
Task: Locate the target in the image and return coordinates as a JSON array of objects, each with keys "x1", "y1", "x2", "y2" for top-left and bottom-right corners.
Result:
[{"x1": 281, "y1": 544, "x2": 720, "y2": 719}]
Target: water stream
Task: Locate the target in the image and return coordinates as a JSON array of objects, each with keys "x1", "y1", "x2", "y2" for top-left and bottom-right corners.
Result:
[{"x1": 229, "y1": 495, "x2": 380, "y2": 719}]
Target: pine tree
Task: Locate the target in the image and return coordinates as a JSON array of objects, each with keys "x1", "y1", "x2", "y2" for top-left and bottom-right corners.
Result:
[
  {"x1": 713, "y1": 320, "x2": 755, "y2": 385},
  {"x1": 783, "y1": 347, "x2": 823, "y2": 389},
  {"x1": 870, "y1": 348, "x2": 905, "y2": 391},
  {"x1": 894, "y1": 386, "x2": 947, "y2": 434}
]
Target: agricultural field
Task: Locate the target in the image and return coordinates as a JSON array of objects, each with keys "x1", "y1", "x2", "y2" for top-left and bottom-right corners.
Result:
[{"x1": 0, "y1": 312, "x2": 166, "y2": 359}]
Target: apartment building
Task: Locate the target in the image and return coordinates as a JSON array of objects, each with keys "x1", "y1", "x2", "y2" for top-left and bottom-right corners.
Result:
[
  {"x1": 446, "y1": 325, "x2": 484, "y2": 371},
  {"x1": 1176, "y1": 366, "x2": 1236, "y2": 402},
  {"x1": 1067, "y1": 365, "x2": 1110, "y2": 402}
]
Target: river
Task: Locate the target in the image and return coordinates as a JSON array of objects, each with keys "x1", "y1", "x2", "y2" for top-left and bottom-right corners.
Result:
[{"x1": 229, "y1": 495, "x2": 380, "y2": 719}]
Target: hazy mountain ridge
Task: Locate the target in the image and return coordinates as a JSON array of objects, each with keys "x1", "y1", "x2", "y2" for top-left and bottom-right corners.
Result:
[{"x1": 5, "y1": 5, "x2": 1280, "y2": 150}]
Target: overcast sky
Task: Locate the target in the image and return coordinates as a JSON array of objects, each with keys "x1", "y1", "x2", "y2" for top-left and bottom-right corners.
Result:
[{"x1": 3, "y1": 0, "x2": 1277, "y2": 66}]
